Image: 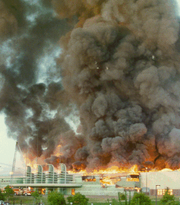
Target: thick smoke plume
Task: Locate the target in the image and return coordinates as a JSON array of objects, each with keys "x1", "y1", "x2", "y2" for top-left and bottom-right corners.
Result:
[
  {"x1": 1, "y1": 0, "x2": 180, "y2": 171},
  {"x1": 0, "y1": 0, "x2": 75, "y2": 162}
]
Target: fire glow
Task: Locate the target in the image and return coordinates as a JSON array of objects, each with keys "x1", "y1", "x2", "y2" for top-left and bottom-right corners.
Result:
[
  {"x1": 68, "y1": 165, "x2": 139, "y2": 175},
  {"x1": 22, "y1": 154, "x2": 180, "y2": 187},
  {"x1": 69, "y1": 165, "x2": 140, "y2": 185},
  {"x1": 2, "y1": 0, "x2": 180, "y2": 174}
]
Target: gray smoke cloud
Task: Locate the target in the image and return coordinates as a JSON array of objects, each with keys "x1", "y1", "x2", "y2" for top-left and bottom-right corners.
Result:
[
  {"x1": 58, "y1": 0, "x2": 180, "y2": 170},
  {"x1": 1, "y1": 0, "x2": 180, "y2": 170},
  {"x1": 0, "y1": 0, "x2": 77, "y2": 165}
]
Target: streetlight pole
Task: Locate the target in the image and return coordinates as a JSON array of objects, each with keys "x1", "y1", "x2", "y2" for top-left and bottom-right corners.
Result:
[
  {"x1": 146, "y1": 167, "x2": 147, "y2": 194},
  {"x1": 156, "y1": 185, "x2": 160, "y2": 205}
]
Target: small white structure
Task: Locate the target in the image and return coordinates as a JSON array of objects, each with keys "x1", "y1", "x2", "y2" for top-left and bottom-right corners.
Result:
[{"x1": 140, "y1": 169, "x2": 180, "y2": 195}]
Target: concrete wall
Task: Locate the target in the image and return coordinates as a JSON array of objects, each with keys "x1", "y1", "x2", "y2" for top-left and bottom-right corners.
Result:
[
  {"x1": 2, "y1": 169, "x2": 180, "y2": 197},
  {"x1": 75, "y1": 182, "x2": 124, "y2": 196},
  {"x1": 140, "y1": 170, "x2": 180, "y2": 190},
  {"x1": 116, "y1": 177, "x2": 140, "y2": 188}
]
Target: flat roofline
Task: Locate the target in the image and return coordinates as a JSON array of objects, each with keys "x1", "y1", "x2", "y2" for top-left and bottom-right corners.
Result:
[
  {"x1": 0, "y1": 176, "x2": 25, "y2": 178},
  {"x1": 11, "y1": 183, "x2": 82, "y2": 188}
]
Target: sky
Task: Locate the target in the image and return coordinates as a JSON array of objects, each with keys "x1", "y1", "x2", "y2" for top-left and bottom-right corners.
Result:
[
  {"x1": 1, "y1": 0, "x2": 180, "y2": 176},
  {"x1": 0, "y1": 113, "x2": 25, "y2": 176}
]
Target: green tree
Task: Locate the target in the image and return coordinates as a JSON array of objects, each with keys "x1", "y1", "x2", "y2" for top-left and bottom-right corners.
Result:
[
  {"x1": 119, "y1": 193, "x2": 126, "y2": 200},
  {"x1": 118, "y1": 192, "x2": 126, "y2": 205},
  {"x1": 31, "y1": 190, "x2": 41, "y2": 205},
  {"x1": 0, "y1": 189, "x2": 5, "y2": 201},
  {"x1": 4, "y1": 186, "x2": 14, "y2": 201},
  {"x1": 67, "y1": 192, "x2": 89, "y2": 205},
  {"x1": 130, "y1": 192, "x2": 151, "y2": 205},
  {"x1": 48, "y1": 191, "x2": 66, "y2": 205},
  {"x1": 160, "y1": 189, "x2": 178, "y2": 205},
  {"x1": 125, "y1": 190, "x2": 128, "y2": 205}
]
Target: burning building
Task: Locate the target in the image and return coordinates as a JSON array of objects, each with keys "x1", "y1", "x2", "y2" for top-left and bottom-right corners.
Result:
[
  {"x1": 1, "y1": 0, "x2": 180, "y2": 174},
  {"x1": 1, "y1": 164, "x2": 140, "y2": 196},
  {"x1": 1, "y1": 164, "x2": 180, "y2": 197}
]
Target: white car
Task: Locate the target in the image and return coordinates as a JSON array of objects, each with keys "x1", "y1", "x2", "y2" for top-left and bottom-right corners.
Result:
[{"x1": 0, "y1": 200, "x2": 4, "y2": 205}]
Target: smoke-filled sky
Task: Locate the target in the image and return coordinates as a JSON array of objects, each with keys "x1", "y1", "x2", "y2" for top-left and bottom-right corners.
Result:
[{"x1": 1, "y1": 0, "x2": 180, "y2": 175}]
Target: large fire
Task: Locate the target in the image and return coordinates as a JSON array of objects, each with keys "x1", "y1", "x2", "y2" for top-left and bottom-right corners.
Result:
[
  {"x1": 68, "y1": 165, "x2": 139, "y2": 175},
  {"x1": 69, "y1": 165, "x2": 140, "y2": 186},
  {"x1": 2, "y1": 0, "x2": 180, "y2": 177},
  {"x1": 23, "y1": 144, "x2": 63, "y2": 173},
  {"x1": 22, "y1": 154, "x2": 178, "y2": 187}
]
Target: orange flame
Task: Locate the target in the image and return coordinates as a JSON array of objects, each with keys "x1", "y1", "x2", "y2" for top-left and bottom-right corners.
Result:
[
  {"x1": 68, "y1": 165, "x2": 139, "y2": 175},
  {"x1": 54, "y1": 144, "x2": 63, "y2": 157}
]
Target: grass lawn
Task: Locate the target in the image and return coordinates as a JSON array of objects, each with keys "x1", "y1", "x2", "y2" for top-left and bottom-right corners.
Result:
[
  {"x1": 6, "y1": 195, "x2": 180, "y2": 205},
  {"x1": 7, "y1": 196, "x2": 46, "y2": 205}
]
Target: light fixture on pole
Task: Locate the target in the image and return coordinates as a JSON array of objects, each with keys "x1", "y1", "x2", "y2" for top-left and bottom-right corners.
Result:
[
  {"x1": 156, "y1": 185, "x2": 160, "y2": 205},
  {"x1": 146, "y1": 167, "x2": 148, "y2": 194}
]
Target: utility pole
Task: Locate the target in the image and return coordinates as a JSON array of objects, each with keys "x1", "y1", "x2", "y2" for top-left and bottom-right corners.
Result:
[
  {"x1": 156, "y1": 185, "x2": 160, "y2": 205},
  {"x1": 10, "y1": 142, "x2": 18, "y2": 185},
  {"x1": 146, "y1": 167, "x2": 148, "y2": 194},
  {"x1": 10, "y1": 141, "x2": 26, "y2": 185}
]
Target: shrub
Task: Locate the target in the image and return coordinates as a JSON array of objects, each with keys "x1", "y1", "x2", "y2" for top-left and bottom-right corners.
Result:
[
  {"x1": 48, "y1": 191, "x2": 66, "y2": 205},
  {"x1": 0, "y1": 189, "x2": 5, "y2": 201},
  {"x1": 67, "y1": 192, "x2": 89, "y2": 205},
  {"x1": 130, "y1": 192, "x2": 151, "y2": 205},
  {"x1": 121, "y1": 193, "x2": 126, "y2": 200},
  {"x1": 4, "y1": 186, "x2": 14, "y2": 201},
  {"x1": 160, "y1": 188, "x2": 178, "y2": 205},
  {"x1": 31, "y1": 190, "x2": 41, "y2": 204}
]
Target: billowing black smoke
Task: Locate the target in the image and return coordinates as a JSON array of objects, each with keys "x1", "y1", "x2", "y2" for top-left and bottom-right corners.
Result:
[
  {"x1": 0, "y1": 0, "x2": 76, "y2": 163},
  {"x1": 1, "y1": 0, "x2": 180, "y2": 170}
]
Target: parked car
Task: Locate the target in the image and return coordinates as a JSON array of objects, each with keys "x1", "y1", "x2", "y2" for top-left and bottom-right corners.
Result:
[{"x1": 0, "y1": 200, "x2": 4, "y2": 205}]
